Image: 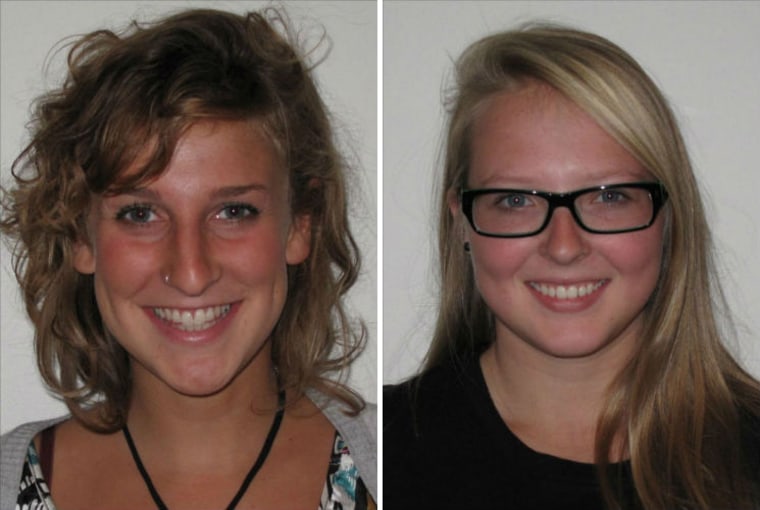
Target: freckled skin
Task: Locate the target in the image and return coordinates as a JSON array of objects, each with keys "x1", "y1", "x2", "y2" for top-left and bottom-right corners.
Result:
[
  {"x1": 73, "y1": 120, "x2": 311, "y2": 397},
  {"x1": 456, "y1": 84, "x2": 664, "y2": 361}
]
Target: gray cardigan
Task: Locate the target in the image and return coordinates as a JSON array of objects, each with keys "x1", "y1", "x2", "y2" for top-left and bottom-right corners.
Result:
[{"x1": 0, "y1": 391, "x2": 376, "y2": 510}]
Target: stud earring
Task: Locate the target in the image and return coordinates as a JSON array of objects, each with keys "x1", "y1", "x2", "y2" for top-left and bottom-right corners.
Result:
[
  {"x1": 464, "y1": 242, "x2": 470, "y2": 252},
  {"x1": 162, "y1": 274, "x2": 170, "y2": 285}
]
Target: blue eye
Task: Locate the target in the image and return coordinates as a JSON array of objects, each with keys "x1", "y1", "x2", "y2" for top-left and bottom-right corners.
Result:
[
  {"x1": 596, "y1": 190, "x2": 629, "y2": 204},
  {"x1": 496, "y1": 193, "x2": 533, "y2": 208},
  {"x1": 216, "y1": 203, "x2": 259, "y2": 220},
  {"x1": 116, "y1": 204, "x2": 157, "y2": 224}
]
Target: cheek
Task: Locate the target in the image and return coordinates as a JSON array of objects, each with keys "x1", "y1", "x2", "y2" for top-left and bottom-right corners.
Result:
[
  {"x1": 470, "y1": 237, "x2": 535, "y2": 282},
  {"x1": 220, "y1": 230, "x2": 289, "y2": 283},
  {"x1": 94, "y1": 233, "x2": 161, "y2": 294},
  {"x1": 597, "y1": 227, "x2": 664, "y2": 279},
  {"x1": 469, "y1": 238, "x2": 536, "y2": 310}
]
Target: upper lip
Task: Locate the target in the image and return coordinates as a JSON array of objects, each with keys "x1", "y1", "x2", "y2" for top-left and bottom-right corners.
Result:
[
  {"x1": 526, "y1": 278, "x2": 608, "y2": 285},
  {"x1": 147, "y1": 302, "x2": 236, "y2": 310}
]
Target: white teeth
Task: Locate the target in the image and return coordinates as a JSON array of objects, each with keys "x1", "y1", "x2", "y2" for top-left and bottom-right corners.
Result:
[
  {"x1": 153, "y1": 305, "x2": 231, "y2": 332},
  {"x1": 530, "y1": 281, "x2": 604, "y2": 300}
]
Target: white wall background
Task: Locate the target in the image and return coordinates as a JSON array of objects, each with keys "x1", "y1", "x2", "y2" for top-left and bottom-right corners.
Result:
[
  {"x1": 0, "y1": 0, "x2": 377, "y2": 434},
  {"x1": 384, "y1": 1, "x2": 760, "y2": 383}
]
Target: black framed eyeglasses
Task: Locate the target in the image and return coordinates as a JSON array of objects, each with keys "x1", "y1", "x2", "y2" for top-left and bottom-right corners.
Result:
[{"x1": 460, "y1": 182, "x2": 668, "y2": 238}]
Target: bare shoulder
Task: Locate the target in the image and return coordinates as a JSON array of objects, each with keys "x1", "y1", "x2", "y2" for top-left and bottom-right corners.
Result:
[
  {"x1": 48, "y1": 415, "x2": 115, "y2": 445},
  {"x1": 277, "y1": 393, "x2": 335, "y2": 453},
  {"x1": 245, "y1": 394, "x2": 335, "y2": 507},
  {"x1": 46, "y1": 417, "x2": 154, "y2": 510}
]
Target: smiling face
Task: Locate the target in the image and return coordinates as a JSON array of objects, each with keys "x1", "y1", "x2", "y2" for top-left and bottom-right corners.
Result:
[
  {"x1": 73, "y1": 120, "x2": 310, "y2": 397},
  {"x1": 454, "y1": 84, "x2": 665, "y2": 361}
]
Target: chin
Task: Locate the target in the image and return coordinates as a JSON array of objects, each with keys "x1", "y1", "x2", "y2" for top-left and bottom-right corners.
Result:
[
  {"x1": 159, "y1": 362, "x2": 241, "y2": 397},
  {"x1": 170, "y1": 377, "x2": 236, "y2": 398},
  {"x1": 531, "y1": 331, "x2": 624, "y2": 360},
  {"x1": 542, "y1": 344, "x2": 610, "y2": 360}
]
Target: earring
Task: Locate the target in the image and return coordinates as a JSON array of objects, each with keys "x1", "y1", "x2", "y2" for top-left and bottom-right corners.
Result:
[
  {"x1": 162, "y1": 273, "x2": 170, "y2": 285},
  {"x1": 464, "y1": 242, "x2": 470, "y2": 252}
]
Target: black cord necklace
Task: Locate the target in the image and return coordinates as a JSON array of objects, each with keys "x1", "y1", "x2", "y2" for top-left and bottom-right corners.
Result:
[{"x1": 122, "y1": 388, "x2": 286, "y2": 510}]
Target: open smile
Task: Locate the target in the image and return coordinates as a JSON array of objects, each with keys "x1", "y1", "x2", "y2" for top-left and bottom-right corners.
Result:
[
  {"x1": 528, "y1": 280, "x2": 607, "y2": 300},
  {"x1": 153, "y1": 305, "x2": 232, "y2": 332}
]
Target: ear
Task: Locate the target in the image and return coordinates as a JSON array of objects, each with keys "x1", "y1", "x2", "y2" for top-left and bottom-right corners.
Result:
[
  {"x1": 285, "y1": 214, "x2": 311, "y2": 265},
  {"x1": 447, "y1": 187, "x2": 461, "y2": 218},
  {"x1": 72, "y1": 239, "x2": 96, "y2": 274},
  {"x1": 447, "y1": 187, "x2": 469, "y2": 243}
]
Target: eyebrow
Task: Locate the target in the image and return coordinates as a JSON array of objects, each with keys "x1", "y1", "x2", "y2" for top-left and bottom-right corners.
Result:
[
  {"x1": 115, "y1": 183, "x2": 269, "y2": 201},
  {"x1": 209, "y1": 183, "x2": 269, "y2": 199},
  {"x1": 475, "y1": 170, "x2": 652, "y2": 189}
]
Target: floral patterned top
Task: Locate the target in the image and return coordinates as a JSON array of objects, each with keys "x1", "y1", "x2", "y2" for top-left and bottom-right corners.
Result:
[{"x1": 16, "y1": 431, "x2": 373, "y2": 510}]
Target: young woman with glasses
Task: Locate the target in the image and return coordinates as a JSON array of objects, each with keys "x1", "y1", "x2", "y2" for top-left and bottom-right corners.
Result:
[{"x1": 384, "y1": 24, "x2": 760, "y2": 510}]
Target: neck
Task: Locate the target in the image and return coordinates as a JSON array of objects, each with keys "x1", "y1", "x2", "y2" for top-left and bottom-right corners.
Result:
[
  {"x1": 481, "y1": 326, "x2": 636, "y2": 462},
  {"x1": 125, "y1": 346, "x2": 280, "y2": 471}
]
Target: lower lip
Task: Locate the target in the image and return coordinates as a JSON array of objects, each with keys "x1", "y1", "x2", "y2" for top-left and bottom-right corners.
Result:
[
  {"x1": 144, "y1": 303, "x2": 240, "y2": 346},
  {"x1": 527, "y1": 281, "x2": 608, "y2": 313}
]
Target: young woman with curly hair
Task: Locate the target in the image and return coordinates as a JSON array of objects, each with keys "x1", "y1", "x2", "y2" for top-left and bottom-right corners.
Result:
[{"x1": 1, "y1": 7, "x2": 375, "y2": 509}]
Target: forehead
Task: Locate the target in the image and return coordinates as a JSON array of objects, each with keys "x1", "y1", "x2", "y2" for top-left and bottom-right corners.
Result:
[
  {"x1": 111, "y1": 118, "x2": 287, "y2": 194},
  {"x1": 468, "y1": 84, "x2": 650, "y2": 190},
  {"x1": 172, "y1": 119, "x2": 281, "y2": 171}
]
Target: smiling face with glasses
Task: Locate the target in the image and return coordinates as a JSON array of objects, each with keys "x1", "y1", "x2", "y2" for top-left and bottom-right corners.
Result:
[{"x1": 455, "y1": 84, "x2": 667, "y2": 364}]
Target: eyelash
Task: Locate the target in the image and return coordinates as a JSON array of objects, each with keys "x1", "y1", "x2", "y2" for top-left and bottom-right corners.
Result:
[
  {"x1": 215, "y1": 202, "x2": 260, "y2": 221},
  {"x1": 115, "y1": 203, "x2": 156, "y2": 224}
]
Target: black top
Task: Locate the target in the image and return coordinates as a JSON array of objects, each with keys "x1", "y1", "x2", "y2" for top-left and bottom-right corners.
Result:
[
  {"x1": 383, "y1": 356, "x2": 634, "y2": 509},
  {"x1": 385, "y1": 357, "x2": 760, "y2": 509}
]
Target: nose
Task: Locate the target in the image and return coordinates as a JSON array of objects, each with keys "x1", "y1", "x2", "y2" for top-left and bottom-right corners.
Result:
[
  {"x1": 538, "y1": 207, "x2": 589, "y2": 265},
  {"x1": 161, "y1": 224, "x2": 221, "y2": 295}
]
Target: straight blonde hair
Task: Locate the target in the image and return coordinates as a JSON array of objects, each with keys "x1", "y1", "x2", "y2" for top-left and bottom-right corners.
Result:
[{"x1": 428, "y1": 23, "x2": 760, "y2": 509}]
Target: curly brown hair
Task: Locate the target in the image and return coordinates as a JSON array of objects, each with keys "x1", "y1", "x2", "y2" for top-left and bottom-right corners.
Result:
[{"x1": 0, "y1": 7, "x2": 365, "y2": 432}]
